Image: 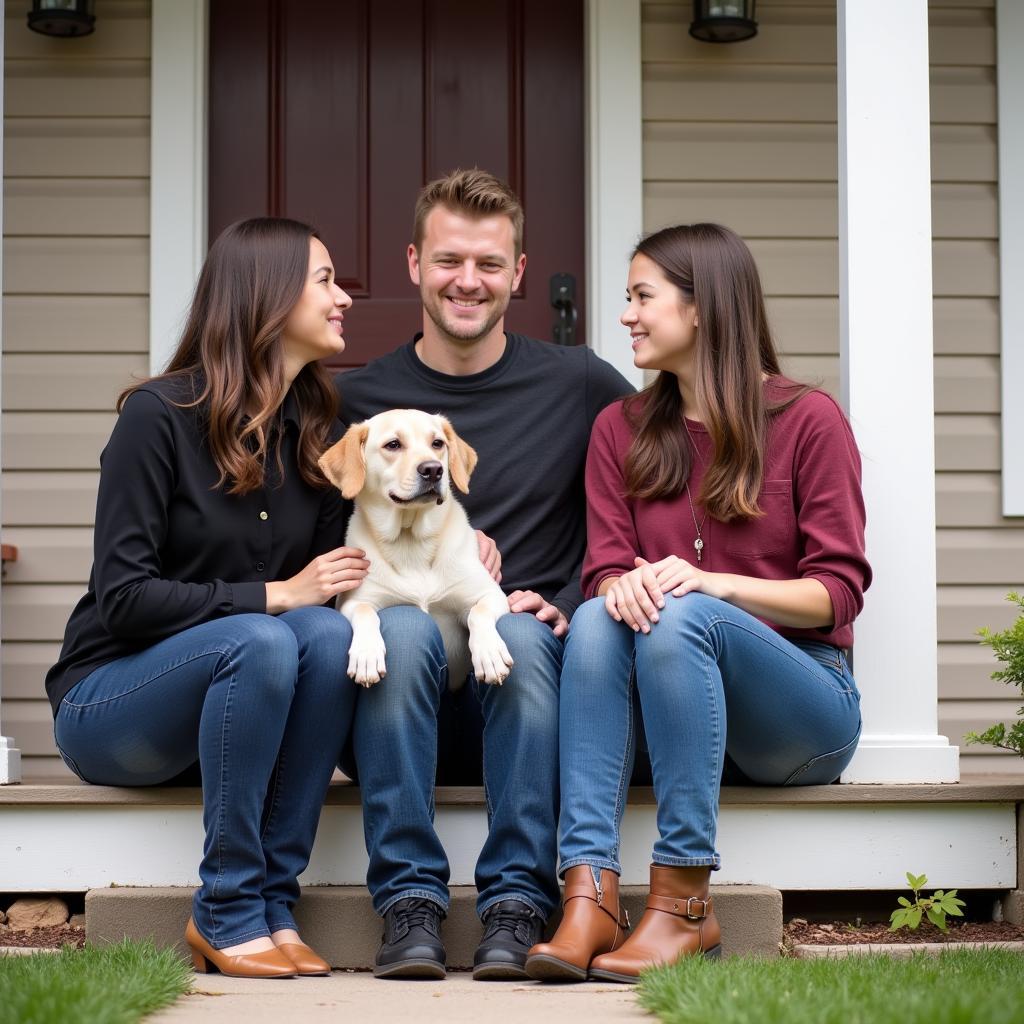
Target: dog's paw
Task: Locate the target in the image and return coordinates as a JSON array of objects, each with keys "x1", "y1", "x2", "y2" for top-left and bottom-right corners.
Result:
[
  {"x1": 347, "y1": 633, "x2": 387, "y2": 687},
  {"x1": 471, "y1": 634, "x2": 514, "y2": 685}
]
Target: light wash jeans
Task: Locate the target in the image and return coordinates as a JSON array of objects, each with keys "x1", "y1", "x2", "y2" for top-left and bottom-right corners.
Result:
[
  {"x1": 54, "y1": 607, "x2": 355, "y2": 947},
  {"x1": 558, "y1": 594, "x2": 862, "y2": 874},
  {"x1": 341, "y1": 606, "x2": 562, "y2": 920}
]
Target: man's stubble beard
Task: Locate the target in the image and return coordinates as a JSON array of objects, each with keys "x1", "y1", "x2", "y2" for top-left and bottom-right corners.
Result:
[{"x1": 422, "y1": 284, "x2": 511, "y2": 346}]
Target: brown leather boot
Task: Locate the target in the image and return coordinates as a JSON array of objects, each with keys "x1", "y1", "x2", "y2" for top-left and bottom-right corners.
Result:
[
  {"x1": 525, "y1": 866, "x2": 630, "y2": 981},
  {"x1": 588, "y1": 865, "x2": 721, "y2": 983}
]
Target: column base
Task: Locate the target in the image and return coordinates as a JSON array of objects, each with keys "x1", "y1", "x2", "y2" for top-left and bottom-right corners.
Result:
[
  {"x1": 0, "y1": 736, "x2": 23, "y2": 785},
  {"x1": 840, "y1": 734, "x2": 960, "y2": 784}
]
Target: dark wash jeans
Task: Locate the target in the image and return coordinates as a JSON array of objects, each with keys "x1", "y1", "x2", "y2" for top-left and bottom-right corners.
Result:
[
  {"x1": 558, "y1": 594, "x2": 862, "y2": 876},
  {"x1": 340, "y1": 605, "x2": 563, "y2": 920},
  {"x1": 54, "y1": 607, "x2": 355, "y2": 948}
]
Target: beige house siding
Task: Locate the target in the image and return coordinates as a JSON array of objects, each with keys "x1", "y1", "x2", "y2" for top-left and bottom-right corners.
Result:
[
  {"x1": 642, "y1": 0, "x2": 1020, "y2": 771},
  {"x1": 2, "y1": 0, "x2": 150, "y2": 778}
]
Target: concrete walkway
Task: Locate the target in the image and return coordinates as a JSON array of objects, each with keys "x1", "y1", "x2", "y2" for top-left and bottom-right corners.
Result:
[{"x1": 150, "y1": 972, "x2": 652, "y2": 1023}]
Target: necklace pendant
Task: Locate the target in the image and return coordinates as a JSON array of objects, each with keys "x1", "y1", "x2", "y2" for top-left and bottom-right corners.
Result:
[{"x1": 694, "y1": 537, "x2": 704, "y2": 564}]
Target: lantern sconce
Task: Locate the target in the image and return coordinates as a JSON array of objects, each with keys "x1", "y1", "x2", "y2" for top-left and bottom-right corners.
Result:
[
  {"x1": 27, "y1": 0, "x2": 95, "y2": 38},
  {"x1": 690, "y1": 1, "x2": 758, "y2": 43}
]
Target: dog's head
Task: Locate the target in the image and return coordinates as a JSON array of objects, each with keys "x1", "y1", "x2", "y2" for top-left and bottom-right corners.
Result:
[{"x1": 318, "y1": 409, "x2": 478, "y2": 506}]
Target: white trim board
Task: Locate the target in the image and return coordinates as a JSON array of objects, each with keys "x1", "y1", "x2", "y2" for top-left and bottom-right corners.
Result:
[
  {"x1": 2, "y1": 802, "x2": 1015, "y2": 891},
  {"x1": 997, "y1": 0, "x2": 1024, "y2": 516},
  {"x1": 585, "y1": 0, "x2": 645, "y2": 388},
  {"x1": 149, "y1": 0, "x2": 208, "y2": 376}
]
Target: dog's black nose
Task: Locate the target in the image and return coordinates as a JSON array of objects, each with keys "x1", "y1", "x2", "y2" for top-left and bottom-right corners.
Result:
[{"x1": 417, "y1": 460, "x2": 444, "y2": 484}]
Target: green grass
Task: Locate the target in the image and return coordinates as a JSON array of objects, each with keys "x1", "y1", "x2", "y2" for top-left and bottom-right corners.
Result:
[
  {"x1": 638, "y1": 949, "x2": 1024, "y2": 1024},
  {"x1": 0, "y1": 940, "x2": 192, "y2": 1024}
]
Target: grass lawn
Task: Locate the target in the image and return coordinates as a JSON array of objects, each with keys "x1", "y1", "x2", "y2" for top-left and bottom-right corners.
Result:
[
  {"x1": 638, "y1": 948, "x2": 1024, "y2": 1024},
  {"x1": 0, "y1": 939, "x2": 192, "y2": 1024}
]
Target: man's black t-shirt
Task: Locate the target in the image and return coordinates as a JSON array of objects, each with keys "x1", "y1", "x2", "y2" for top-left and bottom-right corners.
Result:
[{"x1": 335, "y1": 333, "x2": 632, "y2": 619}]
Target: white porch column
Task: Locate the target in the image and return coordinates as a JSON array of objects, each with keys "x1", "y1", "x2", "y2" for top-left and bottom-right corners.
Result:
[
  {"x1": 585, "y1": 0, "x2": 644, "y2": 388},
  {"x1": 837, "y1": 0, "x2": 958, "y2": 783},
  {"x1": 0, "y1": 13, "x2": 23, "y2": 784}
]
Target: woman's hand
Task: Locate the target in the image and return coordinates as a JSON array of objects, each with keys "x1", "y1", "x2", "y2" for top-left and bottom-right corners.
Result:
[
  {"x1": 601, "y1": 556, "x2": 727, "y2": 632},
  {"x1": 640, "y1": 555, "x2": 718, "y2": 598},
  {"x1": 601, "y1": 561, "x2": 665, "y2": 633},
  {"x1": 265, "y1": 547, "x2": 369, "y2": 614}
]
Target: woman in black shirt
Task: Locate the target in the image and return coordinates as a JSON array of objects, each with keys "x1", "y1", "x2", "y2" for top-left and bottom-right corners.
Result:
[{"x1": 46, "y1": 218, "x2": 367, "y2": 978}]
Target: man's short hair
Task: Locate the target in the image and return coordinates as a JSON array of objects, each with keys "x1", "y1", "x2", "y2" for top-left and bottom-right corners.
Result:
[{"x1": 412, "y1": 168, "x2": 525, "y2": 258}]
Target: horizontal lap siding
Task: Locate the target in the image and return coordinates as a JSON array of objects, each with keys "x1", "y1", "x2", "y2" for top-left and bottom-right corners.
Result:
[
  {"x1": 2, "y1": 0, "x2": 151, "y2": 777},
  {"x1": 640, "y1": 0, "x2": 1020, "y2": 766}
]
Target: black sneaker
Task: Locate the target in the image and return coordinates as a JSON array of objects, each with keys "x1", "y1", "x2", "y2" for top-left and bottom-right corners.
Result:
[
  {"x1": 473, "y1": 900, "x2": 545, "y2": 980},
  {"x1": 374, "y1": 897, "x2": 447, "y2": 979}
]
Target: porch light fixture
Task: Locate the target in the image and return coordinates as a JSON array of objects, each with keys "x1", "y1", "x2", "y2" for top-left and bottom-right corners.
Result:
[
  {"x1": 27, "y1": 0, "x2": 95, "y2": 38},
  {"x1": 689, "y1": 1, "x2": 757, "y2": 43}
]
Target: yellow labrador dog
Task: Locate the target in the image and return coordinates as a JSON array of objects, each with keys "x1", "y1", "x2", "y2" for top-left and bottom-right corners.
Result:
[{"x1": 318, "y1": 409, "x2": 513, "y2": 688}]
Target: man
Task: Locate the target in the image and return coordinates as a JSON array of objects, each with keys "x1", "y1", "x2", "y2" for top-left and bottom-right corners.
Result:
[{"x1": 336, "y1": 168, "x2": 631, "y2": 980}]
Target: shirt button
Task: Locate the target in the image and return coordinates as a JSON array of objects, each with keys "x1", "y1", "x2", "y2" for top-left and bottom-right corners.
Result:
[
  {"x1": 259, "y1": 511, "x2": 269, "y2": 521},
  {"x1": 255, "y1": 561, "x2": 265, "y2": 572}
]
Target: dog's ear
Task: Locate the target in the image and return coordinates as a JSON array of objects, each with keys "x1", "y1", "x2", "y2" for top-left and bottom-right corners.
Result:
[
  {"x1": 441, "y1": 418, "x2": 478, "y2": 494},
  {"x1": 318, "y1": 422, "x2": 369, "y2": 499}
]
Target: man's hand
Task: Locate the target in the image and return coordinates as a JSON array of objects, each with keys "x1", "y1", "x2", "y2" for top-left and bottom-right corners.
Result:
[
  {"x1": 476, "y1": 530, "x2": 502, "y2": 583},
  {"x1": 507, "y1": 590, "x2": 569, "y2": 637}
]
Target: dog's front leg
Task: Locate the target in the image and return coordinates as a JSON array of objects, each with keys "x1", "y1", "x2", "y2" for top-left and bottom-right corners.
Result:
[
  {"x1": 467, "y1": 592, "x2": 514, "y2": 685},
  {"x1": 342, "y1": 601, "x2": 387, "y2": 686}
]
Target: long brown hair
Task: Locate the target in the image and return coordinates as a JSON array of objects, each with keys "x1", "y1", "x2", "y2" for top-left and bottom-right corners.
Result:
[
  {"x1": 623, "y1": 223, "x2": 809, "y2": 520},
  {"x1": 119, "y1": 217, "x2": 338, "y2": 494}
]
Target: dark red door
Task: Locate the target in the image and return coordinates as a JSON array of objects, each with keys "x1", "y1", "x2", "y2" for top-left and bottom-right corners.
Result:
[{"x1": 208, "y1": 0, "x2": 584, "y2": 369}]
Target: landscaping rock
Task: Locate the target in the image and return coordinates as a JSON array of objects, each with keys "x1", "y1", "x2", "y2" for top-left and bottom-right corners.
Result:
[
  {"x1": 69, "y1": 913, "x2": 86, "y2": 928},
  {"x1": 0, "y1": 909, "x2": 6, "y2": 925},
  {"x1": 6, "y1": 897, "x2": 69, "y2": 931}
]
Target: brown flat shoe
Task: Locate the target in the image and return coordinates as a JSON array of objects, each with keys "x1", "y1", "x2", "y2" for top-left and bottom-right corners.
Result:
[
  {"x1": 276, "y1": 942, "x2": 332, "y2": 976},
  {"x1": 185, "y1": 917, "x2": 297, "y2": 979}
]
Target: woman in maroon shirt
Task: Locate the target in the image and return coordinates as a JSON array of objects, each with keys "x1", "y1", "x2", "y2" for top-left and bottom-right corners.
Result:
[{"x1": 526, "y1": 224, "x2": 871, "y2": 983}]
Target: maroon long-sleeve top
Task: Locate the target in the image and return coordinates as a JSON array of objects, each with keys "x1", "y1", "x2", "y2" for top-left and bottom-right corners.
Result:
[{"x1": 582, "y1": 384, "x2": 872, "y2": 650}]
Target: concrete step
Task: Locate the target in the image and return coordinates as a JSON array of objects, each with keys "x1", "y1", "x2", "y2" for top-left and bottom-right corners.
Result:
[{"x1": 86, "y1": 884, "x2": 783, "y2": 968}]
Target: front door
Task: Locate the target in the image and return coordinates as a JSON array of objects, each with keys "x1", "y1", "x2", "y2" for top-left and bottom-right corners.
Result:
[{"x1": 208, "y1": 0, "x2": 585, "y2": 369}]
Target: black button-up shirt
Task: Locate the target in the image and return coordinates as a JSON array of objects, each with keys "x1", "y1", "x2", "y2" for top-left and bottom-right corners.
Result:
[{"x1": 45, "y1": 376, "x2": 345, "y2": 714}]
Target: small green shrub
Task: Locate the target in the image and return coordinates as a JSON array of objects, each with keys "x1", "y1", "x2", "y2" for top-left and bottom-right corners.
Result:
[
  {"x1": 889, "y1": 872, "x2": 965, "y2": 933},
  {"x1": 966, "y1": 591, "x2": 1024, "y2": 756}
]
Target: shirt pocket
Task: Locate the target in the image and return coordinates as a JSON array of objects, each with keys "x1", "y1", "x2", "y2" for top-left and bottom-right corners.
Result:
[{"x1": 724, "y1": 479, "x2": 795, "y2": 558}]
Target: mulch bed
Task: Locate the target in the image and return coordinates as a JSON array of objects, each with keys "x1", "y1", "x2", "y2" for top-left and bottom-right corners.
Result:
[
  {"x1": 0, "y1": 925, "x2": 86, "y2": 950},
  {"x1": 785, "y1": 918, "x2": 1024, "y2": 947}
]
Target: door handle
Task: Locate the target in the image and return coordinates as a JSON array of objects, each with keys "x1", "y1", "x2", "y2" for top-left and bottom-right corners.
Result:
[{"x1": 550, "y1": 272, "x2": 578, "y2": 346}]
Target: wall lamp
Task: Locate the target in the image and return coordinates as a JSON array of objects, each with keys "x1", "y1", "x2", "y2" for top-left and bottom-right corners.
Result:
[
  {"x1": 27, "y1": 0, "x2": 95, "y2": 38},
  {"x1": 690, "y1": 1, "x2": 758, "y2": 43}
]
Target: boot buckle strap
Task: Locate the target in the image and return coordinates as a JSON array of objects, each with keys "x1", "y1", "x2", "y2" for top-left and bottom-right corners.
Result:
[{"x1": 647, "y1": 894, "x2": 712, "y2": 920}]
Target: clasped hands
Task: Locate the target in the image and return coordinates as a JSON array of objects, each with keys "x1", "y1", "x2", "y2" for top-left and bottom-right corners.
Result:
[{"x1": 604, "y1": 555, "x2": 721, "y2": 634}]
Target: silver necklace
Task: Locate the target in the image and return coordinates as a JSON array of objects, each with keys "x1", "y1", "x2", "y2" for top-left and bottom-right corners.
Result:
[
  {"x1": 684, "y1": 482, "x2": 708, "y2": 564},
  {"x1": 682, "y1": 416, "x2": 707, "y2": 564}
]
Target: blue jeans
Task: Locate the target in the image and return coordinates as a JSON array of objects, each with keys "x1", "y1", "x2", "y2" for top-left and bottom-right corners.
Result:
[
  {"x1": 342, "y1": 606, "x2": 562, "y2": 920},
  {"x1": 54, "y1": 608, "x2": 355, "y2": 948},
  {"x1": 558, "y1": 595, "x2": 862, "y2": 874}
]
